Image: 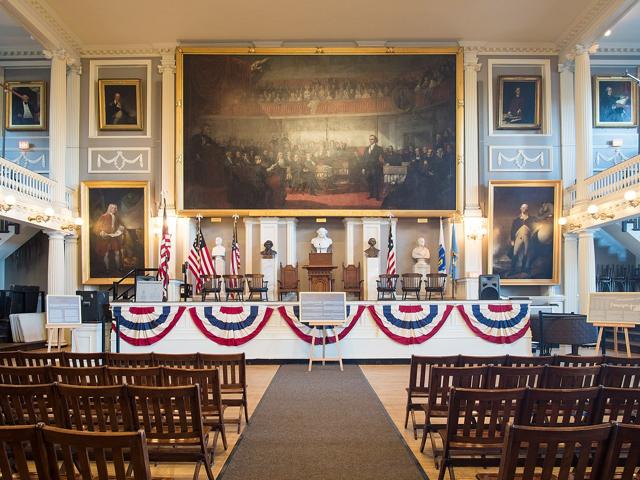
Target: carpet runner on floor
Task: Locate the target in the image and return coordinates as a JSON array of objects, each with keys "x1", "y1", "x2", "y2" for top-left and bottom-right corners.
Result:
[{"x1": 218, "y1": 364, "x2": 428, "y2": 480}]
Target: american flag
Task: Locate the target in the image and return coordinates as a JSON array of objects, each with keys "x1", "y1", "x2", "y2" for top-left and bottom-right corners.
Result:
[
  {"x1": 386, "y1": 221, "x2": 396, "y2": 279},
  {"x1": 230, "y1": 215, "x2": 241, "y2": 292},
  {"x1": 187, "y1": 218, "x2": 215, "y2": 294},
  {"x1": 157, "y1": 198, "x2": 171, "y2": 301}
]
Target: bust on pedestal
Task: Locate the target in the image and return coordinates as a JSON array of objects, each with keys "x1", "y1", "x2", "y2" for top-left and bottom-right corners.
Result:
[
  {"x1": 211, "y1": 237, "x2": 226, "y2": 277},
  {"x1": 304, "y1": 228, "x2": 336, "y2": 292},
  {"x1": 311, "y1": 227, "x2": 332, "y2": 253},
  {"x1": 412, "y1": 237, "x2": 431, "y2": 278}
]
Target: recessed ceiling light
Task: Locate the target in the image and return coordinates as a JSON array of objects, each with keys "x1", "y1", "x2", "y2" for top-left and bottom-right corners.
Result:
[{"x1": 604, "y1": 29, "x2": 612, "y2": 37}]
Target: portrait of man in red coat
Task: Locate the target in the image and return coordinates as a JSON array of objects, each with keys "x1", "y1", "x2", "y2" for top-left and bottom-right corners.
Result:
[{"x1": 92, "y1": 203, "x2": 126, "y2": 273}]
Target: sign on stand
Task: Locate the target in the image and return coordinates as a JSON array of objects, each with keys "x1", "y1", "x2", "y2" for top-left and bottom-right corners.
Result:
[
  {"x1": 300, "y1": 292, "x2": 347, "y2": 371},
  {"x1": 46, "y1": 295, "x2": 82, "y2": 352},
  {"x1": 588, "y1": 292, "x2": 640, "y2": 357}
]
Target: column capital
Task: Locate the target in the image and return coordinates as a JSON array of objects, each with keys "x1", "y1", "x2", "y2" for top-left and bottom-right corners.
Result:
[
  {"x1": 578, "y1": 229, "x2": 596, "y2": 239},
  {"x1": 562, "y1": 231, "x2": 578, "y2": 240},
  {"x1": 571, "y1": 43, "x2": 599, "y2": 59},
  {"x1": 64, "y1": 234, "x2": 79, "y2": 243},
  {"x1": 158, "y1": 50, "x2": 176, "y2": 75},
  {"x1": 47, "y1": 231, "x2": 65, "y2": 240},
  {"x1": 558, "y1": 60, "x2": 574, "y2": 73},
  {"x1": 43, "y1": 48, "x2": 78, "y2": 66},
  {"x1": 68, "y1": 63, "x2": 82, "y2": 76},
  {"x1": 463, "y1": 51, "x2": 482, "y2": 72}
]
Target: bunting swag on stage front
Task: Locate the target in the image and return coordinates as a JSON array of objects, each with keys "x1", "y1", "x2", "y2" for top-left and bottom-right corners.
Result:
[
  {"x1": 367, "y1": 304, "x2": 453, "y2": 344},
  {"x1": 456, "y1": 304, "x2": 530, "y2": 344},
  {"x1": 277, "y1": 305, "x2": 365, "y2": 344},
  {"x1": 189, "y1": 305, "x2": 273, "y2": 346},
  {"x1": 112, "y1": 306, "x2": 187, "y2": 346}
]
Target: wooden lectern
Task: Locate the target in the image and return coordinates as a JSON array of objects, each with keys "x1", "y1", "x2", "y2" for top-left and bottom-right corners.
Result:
[{"x1": 303, "y1": 253, "x2": 337, "y2": 292}]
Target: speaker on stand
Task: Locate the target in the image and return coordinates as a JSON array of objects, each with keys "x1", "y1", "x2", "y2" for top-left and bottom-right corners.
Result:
[{"x1": 478, "y1": 275, "x2": 501, "y2": 300}]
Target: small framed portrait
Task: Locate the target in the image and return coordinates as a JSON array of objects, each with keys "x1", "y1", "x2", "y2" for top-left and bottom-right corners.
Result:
[
  {"x1": 497, "y1": 76, "x2": 542, "y2": 130},
  {"x1": 98, "y1": 79, "x2": 143, "y2": 131},
  {"x1": 4, "y1": 81, "x2": 47, "y2": 131},
  {"x1": 81, "y1": 181, "x2": 149, "y2": 284},
  {"x1": 593, "y1": 76, "x2": 637, "y2": 127},
  {"x1": 488, "y1": 180, "x2": 561, "y2": 285}
]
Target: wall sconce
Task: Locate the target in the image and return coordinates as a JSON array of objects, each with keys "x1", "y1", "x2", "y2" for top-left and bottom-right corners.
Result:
[
  {"x1": 61, "y1": 217, "x2": 83, "y2": 233},
  {"x1": 18, "y1": 140, "x2": 31, "y2": 151},
  {"x1": 465, "y1": 217, "x2": 487, "y2": 240},
  {"x1": 28, "y1": 207, "x2": 55, "y2": 223},
  {"x1": 587, "y1": 204, "x2": 614, "y2": 221},
  {"x1": 0, "y1": 195, "x2": 16, "y2": 212},
  {"x1": 558, "y1": 217, "x2": 582, "y2": 230},
  {"x1": 624, "y1": 190, "x2": 640, "y2": 208}
]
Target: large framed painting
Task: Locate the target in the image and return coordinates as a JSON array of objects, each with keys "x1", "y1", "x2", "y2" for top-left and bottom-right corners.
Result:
[
  {"x1": 176, "y1": 47, "x2": 463, "y2": 217},
  {"x1": 488, "y1": 180, "x2": 561, "y2": 285},
  {"x1": 593, "y1": 76, "x2": 637, "y2": 128},
  {"x1": 98, "y1": 79, "x2": 143, "y2": 130},
  {"x1": 4, "y1": 81, "x2": 47, "y2": 131},
  {"x1": 81, "y1": 181, "x2": 149, "y2": 284},
  {"x1": 497, "y1": 76, "x2": 541, "y2": 130}
]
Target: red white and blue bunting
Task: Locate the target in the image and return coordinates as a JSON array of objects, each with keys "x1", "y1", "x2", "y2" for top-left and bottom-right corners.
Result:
[
  {"x1": 189, "y1": 305, "x2": 273, "y2": 346},
  {"x1": 367, "y1": 304, "x2": 453, "y2": 345},
  {"x1": 456, "y1": 303, "x2": 530, "y2": 344},
  {"x1": 277, "y1": 305, "x2": 365, "y2": 344},
  {"x1": 112, "y1": 306, "x2": 186, "y2": 346}
]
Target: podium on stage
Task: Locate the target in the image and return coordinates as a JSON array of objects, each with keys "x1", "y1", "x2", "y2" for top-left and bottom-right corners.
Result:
[{"x1": 303, "y1": 253, "x2": 337, "y2": 292}]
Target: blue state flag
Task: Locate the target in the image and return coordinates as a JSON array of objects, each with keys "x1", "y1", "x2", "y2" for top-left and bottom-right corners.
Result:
[
  {"x1": 438, "y1": 218, "x2": 446, "y2": 273},
  {"x1": 450, "y1": 222, "x2": 459, "y2": 280}
]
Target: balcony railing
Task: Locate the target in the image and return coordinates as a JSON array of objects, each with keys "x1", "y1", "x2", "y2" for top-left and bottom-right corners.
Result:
[
  {"x1": 564, "y1": 154, "x2": 640, "y2": 209},
  {"x1": 0, "y1": 156, "x2": 54, "y2": 204}
]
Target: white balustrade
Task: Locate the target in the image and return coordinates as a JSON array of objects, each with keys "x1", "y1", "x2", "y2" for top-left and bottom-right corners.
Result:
[{"x1": 0, "y1": 156, "x2": 55, "y2": 204}]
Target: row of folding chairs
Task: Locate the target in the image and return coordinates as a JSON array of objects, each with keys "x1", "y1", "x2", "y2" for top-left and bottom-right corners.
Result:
[
  {"x1": 405, "y1": 362, "x2": 640, "y2": 438},
  {"x1": 0, "y1": 383, "x2": 216, "y2": 480},
  {"x1": 409, "y1": 353, "x2": 640, "y2": 369}
]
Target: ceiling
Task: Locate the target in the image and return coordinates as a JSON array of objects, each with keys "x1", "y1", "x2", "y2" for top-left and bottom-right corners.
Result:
[
  {"x1": 38, "y1": 0, "x2": 594, "y2": 46},
  {"x1": 0, "y1": 7, "x2": 41, "y2": 49},
  {"x1": 600, "y1": 0, "x2": 640, "y2": 44}
]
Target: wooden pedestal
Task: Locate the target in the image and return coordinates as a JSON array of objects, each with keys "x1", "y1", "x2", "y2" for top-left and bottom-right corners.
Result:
[{"x1": 303, "y1": 265, "x2": 337, "y2": 292}]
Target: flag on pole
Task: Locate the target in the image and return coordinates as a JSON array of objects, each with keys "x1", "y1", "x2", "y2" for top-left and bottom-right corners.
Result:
[
  {"x1": 438, "y1": 218, "x2": 446, "y2": 273},
  {"x1": 157, "y1": 198, "x2": 171, "y2": 301},
  {"x1": 450, "y1": 222, "x2": 459, "y2": 281},
  {"x1": 187, "y1": 217, "x2": 215, "y2": 294},
  {"x1": 230, "y1": 215, "x2": 241, "y2": 293},
  {"x1": 386, "y1": 220, "x2": 396, "y2": 287}
]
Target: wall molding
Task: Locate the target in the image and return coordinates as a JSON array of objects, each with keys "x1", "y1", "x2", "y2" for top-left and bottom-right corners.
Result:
[
  {"x1": 3, "y1": 149, "x2": 49, "y2": 174},
  {"x1": 81, "y1": 45, "x2": 163, "y2": 58},
  {"x1": 488, "y1": 145, "x2": 553, "y2": 172},
  {"x1": 87, "y1": 147, "x2": 151, "y2": 173},
  {"x1": 460, "y1": 41, "x2": 558, "y2": 56}
]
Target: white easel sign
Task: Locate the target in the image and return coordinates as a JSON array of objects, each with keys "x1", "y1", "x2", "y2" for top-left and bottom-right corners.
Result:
[
  {"x1": 588, "y1": 293, "x2": 640, "y2": 325},
  {"x1": 46, "y1": 295, "x2": 82, "y2": 327}
]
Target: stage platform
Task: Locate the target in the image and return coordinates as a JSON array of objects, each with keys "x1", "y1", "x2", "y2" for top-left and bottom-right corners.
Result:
[{"x1": 110, "y1": 300, "x2": 532, "y2": 359}]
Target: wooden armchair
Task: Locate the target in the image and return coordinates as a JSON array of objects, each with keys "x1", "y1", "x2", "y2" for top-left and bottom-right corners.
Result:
[
  {"x1": 223, "y1": 274, "x2": 245, "y2": 301},
  {"x1": 342, "y1": 263, "x2": 364, "y2": 300},
  {"x1": 376, "y1": 274, "x2": 399, "y2": 300},
  {"x1": 246, "y1": 274, "x2": 269, "y2": 301},
  {"x1": 200, "y1": 275, "x2": 222, "y2": 302},
  {"x1": 278, "y1": 263, "x2": 300, "y2": 300},
  {"x1": 424, "y1": 273, "x2": 447, "y2": 300},
  {"x1": 401, "y1": 273, "x2": 422, "y2": 300}
]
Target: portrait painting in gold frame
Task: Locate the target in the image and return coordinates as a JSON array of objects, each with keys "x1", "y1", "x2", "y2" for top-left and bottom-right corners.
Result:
[
  {"x1": 176, "y1": 46, "x2": 463, "y2": 217},
  {"x1": 98, "y1": 79, "x2": 143, "y2": 131},
  {"x1": 81, "y1": 181, "x2": 149, "y2": 284},
  {"x1": 4, "y1": 81, "x2": 47, "y2": 131},
  {"x1": 487, "y1": 180, "x2": 561, "y2": 285}
]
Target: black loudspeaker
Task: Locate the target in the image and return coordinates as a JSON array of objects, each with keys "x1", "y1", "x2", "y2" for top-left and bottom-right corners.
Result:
[
  {"x1": 478, "y1": 275, "x2": 501, "y2": 300},
  {"x1": 77, "y1": 291, "x2": 110, "y2": 323}
]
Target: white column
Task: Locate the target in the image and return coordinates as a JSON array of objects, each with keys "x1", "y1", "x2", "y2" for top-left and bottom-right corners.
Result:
[
  {"x1": 362, "y1": 218, "x2": 382, "y2": 300},
  {"x1": 343, "y1": 218, "x2": 359, "y2": 266},
  {"x1": 48, "y1": 232, "x2": 66, "y2": 295},
  {"x1": 463, "y1": 50, "x2": 482, "y2": 211},
  {"x1": 559, "y1": 62, "x2": 576, "y2": 189},
  {"x1": 65, "y1": 63, "x2": 81, "y2": 194},
  {"x1": 259, "y1": 218, "x2": 279, "y2": 300},
  {"x1": 578, "y1": 230, "x2": 596, "y2": 314},
  {"x1": 563, "y1": 232, "x2": 579, "y2": 313},
  {"x1": 284, "y1": 218, "x2": 298, "y2": 266},
  {"x1": 46, "y1": 50, "x2": 70, "y2": 207},
  {"x1": 64, "y1": 235, "x2": 79, "y2": 295},
  {"x1": 574, "y1": 45, "x2": 596, "y2": 202}
]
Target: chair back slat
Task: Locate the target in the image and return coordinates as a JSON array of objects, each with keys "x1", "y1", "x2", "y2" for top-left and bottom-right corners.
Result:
[
  {"x1": 64, "y1": 352, "x2": 106, "y2": 367},
  {"x1": 602, "y1": 365, "x2": 640, "y2": 389},
  {"x1": 458, "y1": 355, "x2": 507, "y2": 367},
  {"x1": 49, "y1": 366, "x2": 107, "y2": 386},
  {"x1": 0, "y1": 365, "x2": 50, "y2": 384},
  {"x1": 41, "y1": 424, "x2": 152, "y2": 480},
  {"x1": 601, "y1": 423, "x2": 640, "y2": 480},
  {"x1": 0, "y1": 425, "x2": 49, "y2": 480},
  {"x1": 543, "y1": 365, "x2": 602, "y2": 389},
  {"x1": 595, "y1": 387, "x2": 640, "y2": 424},
  {"x1": 0, "y1": 352, "x2": 23, "y2": 366},
  {"x1": 519, "y1": 387, "x2": 601, "y2": 427},
  {"x1": 496, "y1": 423, "x2": 612, "y2": 480},
  {"x1": 0, "y1": 384, "x2": 57, "y2": 425},
  {"x1": 506, "y1": 355, "x2": 554, "y2": 367},
  {"x1": 107, "y1": 352, "x2": 154, "y2": 367},
  {"x1": 426, "y1": 366, "x2": 488, "y2": 413},
  {"x1": 107, "y1": 367, "x2": 163, "y2": 386},
  {"x1": 486, "y1": 365, "x2": 546, "y2": 389},
  {"x1": 154, "y1": 353, "x2": 199, "y2": 369},
  {"x1": 199, "y1": 353, "x2": 246, "y2": 388},
  {"x1": 20, "y1": 351, "x2": 64, "y2": 367},
  {"x1": 554, "y1": 354, "x2": 603, "y2": 367},
  {"x1": 55, "y1": 384, "x2": 133, "y2": 432},
  {"x1": 408, "y1": 355, "x2": 459, "y2": 394},
  {"x1": 162, "y1": 367, "x2": 223, "y2": 416}
]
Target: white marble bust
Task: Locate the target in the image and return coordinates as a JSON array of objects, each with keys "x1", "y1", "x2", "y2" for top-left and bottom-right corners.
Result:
[
  {"x1": 211, "y1": 236, "x2": 226, "y2": 257},
  {"x1": 411, "y1": 237, "x2": 430, "y2": 265},
  {"x1": 311, "y1": 227, "x2": 333, "y2": 253}
]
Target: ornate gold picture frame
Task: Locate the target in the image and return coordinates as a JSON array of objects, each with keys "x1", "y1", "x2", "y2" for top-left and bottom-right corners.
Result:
[
  {"x1": 4, "y1": 81, "x2": 47, "y2": 131},
  {"x1": 98, "y1": 79, "x2": 143, "y2": 131},
  {"x1": 487, "y1": 180, "x2": 561, "y2": 285},
  {"x1": 175, "y1": 46, "x2": 463, "y2": 217}
]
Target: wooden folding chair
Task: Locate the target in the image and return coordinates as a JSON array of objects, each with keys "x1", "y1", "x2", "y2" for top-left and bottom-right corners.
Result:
[
  {"x1": 506, "y1": 354, "x2": 554, "y2": 367},
  {"x1": 601, "y1": 423, "x2": 640, "y2": 480},
  {"x1": 457, "y1": 355, "x2": 507, "y2": 367},
  {"x1": 404, "y1": 355, "x2": 460, "y2": 439},
  {"x1": 200, "y1": 352, "x2": 249, "y2": 433},
  {"x1": 601, "y1": 365, "x2": 640, "y2": 389},
  {"x1": 55, "y1": 384, "x2": 133, "y2": 432},
  {"x1": 107, "y1": 367, "x2": 163, "y2": 386},
  {"x1": 154, "y1": 353, "x2": 199, "y2": 369},
  {"x1": 0, "y1": 384, "x2": 57, "y2": 425},
  {"x1": 0, "y1": 365, "x2": 50, "y2": 384},
  {"x1": 49, "y1": 366, "x2": 107, "y2": 386},
  {"x1": 594, "y1": 387, "x2": 640, "y2": 424},
  {"x1": 127, "y1": 385, "x2": 215, "y2": 480},
  {"x1": 19, "y1": 351, "x2": 64, "y2": 367},
  {"x1": 486, "y1": 365, "x2": 546, "y2": 389},
  {"x1": 476, "y1": 423, "x2": 613, "y2": 480},
  {"x1": 63, "y1": 352, "x2": 106, "y2": 368},
  {"x1": 107, "y1": 352, "x2": 155, "y2": 367},
  {"x1": 518, "y1": 387, "x2": 601, "y2": 427},
  {"x1": 554, "y1": 354, "x2": 603, "y2": 367},
  {"x1": 439, "y1": 387, "x2": 527, "y2": 480},
  {"x1": 41, "y1": 424, "x2": 152, "y2": 480},
  {"x1": 0, "y1": 425, "x2": 49, "y2": 480},
  {"x1": 542, "y1": 365, "x2": 602, "y2": 389},
  {"x1": 162, "y1": 367, "x2": 228, "y2": 450}
]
